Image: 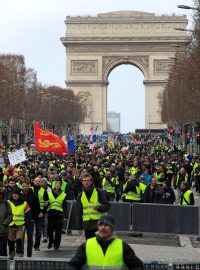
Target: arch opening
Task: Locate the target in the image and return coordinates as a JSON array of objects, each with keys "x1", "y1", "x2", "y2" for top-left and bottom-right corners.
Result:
[{"x1": 107, "y1": 64, "x2": 145, "y2": 133}]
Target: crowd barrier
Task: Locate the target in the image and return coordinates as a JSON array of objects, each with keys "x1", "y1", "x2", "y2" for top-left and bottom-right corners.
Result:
[
  {"x1": 132, "y1": 203, "x2": 200, "y2": 235},
  {"x1": 14, "y1": 257, "x2": 70, "y2": 270},
  {"x1": 8, "y1": 257, "x2": 200, "y2": 270},
  {"x1": 67, "y1": 201, "x2": 200, "y2": 235},
  {"x1": 0, "y1": 256, "x2": 9, "y2": 270}
]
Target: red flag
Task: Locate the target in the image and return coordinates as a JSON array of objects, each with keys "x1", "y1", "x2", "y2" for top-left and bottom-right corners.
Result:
[{"x1": 34, "y1": 121, "x2": 69, "y2": 155}]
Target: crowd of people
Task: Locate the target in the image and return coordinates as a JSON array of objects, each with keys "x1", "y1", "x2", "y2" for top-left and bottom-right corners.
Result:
[{"x1": 0, "y1": 134, "x2": 199, "y2": 264}]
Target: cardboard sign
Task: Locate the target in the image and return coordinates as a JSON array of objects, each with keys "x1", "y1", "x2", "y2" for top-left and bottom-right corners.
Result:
[{"x1": 8, "y1": 149, "x2": 27, "y2": 166}]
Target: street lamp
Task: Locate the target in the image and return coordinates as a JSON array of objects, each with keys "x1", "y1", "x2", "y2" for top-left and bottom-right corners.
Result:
[{"x1": 177, "y1": 5, "x2": 200, "y2": 11}]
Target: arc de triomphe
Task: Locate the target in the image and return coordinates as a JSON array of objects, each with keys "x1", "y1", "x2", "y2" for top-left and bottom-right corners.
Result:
[{"x1": 61, "y1": 11, "x2": 188, "y2": 134}]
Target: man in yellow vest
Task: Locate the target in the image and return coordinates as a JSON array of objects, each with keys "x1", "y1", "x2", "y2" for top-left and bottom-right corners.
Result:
[
  {"x1": 47, "y1": 180, "x2": 68, "y2": 250},
  {"x1": 76, "y1": 172, "x2": 110, "y2": 240},
  {"x1": 179, "y1": 181, "x2": 194, "y2": 205},
  {"x1": 69, "y1": 215, "x2": 144, "y2": 270}
]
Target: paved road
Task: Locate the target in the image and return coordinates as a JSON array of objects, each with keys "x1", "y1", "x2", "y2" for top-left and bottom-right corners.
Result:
[{"x1": 28, "y1": 232, "x2": 200, "y2": 263}]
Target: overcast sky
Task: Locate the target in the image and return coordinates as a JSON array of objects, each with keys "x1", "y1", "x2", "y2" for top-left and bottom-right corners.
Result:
[{"x1": 0, "y1": 0, "x2": 194, "y2": 133}]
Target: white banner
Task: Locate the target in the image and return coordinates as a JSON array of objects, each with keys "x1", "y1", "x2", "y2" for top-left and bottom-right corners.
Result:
[{"x1": 8, "y1": 149, "x2": 27, "y2": 166}]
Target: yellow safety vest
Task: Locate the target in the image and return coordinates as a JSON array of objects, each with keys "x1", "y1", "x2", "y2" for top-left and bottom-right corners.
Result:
[
  {"x1": 37, "y1": 187, "x2": 45, "y2": 210},
  {"x1": 129, "y1": 167, "x2": 138, "y2": 175},
  {"x1": 86, "y1": 237, "x2": 124, "y2": 270},
  {"x1": 139, "y1": 183, "x2": 147, "y2": 195},
  {"x1": 8, "y1": 200, "x2": 27, "y2": 226},
  {"x1": 102, "y1": 177, "x2": 116, "y2": 193},
  {"x1": 176, "y1": 173, "x2": 188, "y2": 186},
  {"x1": 81, "y1": 188, "x2": 105, "y2": 221},
  {"x1": 48, "y1": 191, "x2": 66, "y2": 212},
  {"x1": 153, "y1": 172, "x2": 165, "y2": 185},
  {"x1": 125, "y1": 185, "x2": 141, "y2": 201},
  {"x1": 179, "y1": 190, "x2": 193, "y2": 205}
]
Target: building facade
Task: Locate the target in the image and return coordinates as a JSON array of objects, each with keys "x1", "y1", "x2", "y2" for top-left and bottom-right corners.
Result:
[{"x1": 107, "y1": 112, "x2": 120, "y2": 133}]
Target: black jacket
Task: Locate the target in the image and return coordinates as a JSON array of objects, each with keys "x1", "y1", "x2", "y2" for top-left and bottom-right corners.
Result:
[
  {"x1": 76, "y1": 186, "x2": 110, "y2": 231},
  {"x1": 143, "y1": 184, "x2": 163, "y2": 204},
  {"x1": 32, "y1": 185, "x2": 49, "y2": 213},
  {"x1": 159, "y1": 187, "x2": 176, "y2": 204},
  {"x1": 21, "y1": 188, "x2": 40, "y2": 221},
  {"x1": 68, "y1": 235, "x2": 144, "y2": 270},
  {"x1": 0, "y1": 198, "x2": 12, "y2": 237}
]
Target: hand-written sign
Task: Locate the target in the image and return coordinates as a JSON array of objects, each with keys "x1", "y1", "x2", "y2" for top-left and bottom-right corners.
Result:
[{"x1": 8, "y1": 149, "x2": 27, "y2": 166}]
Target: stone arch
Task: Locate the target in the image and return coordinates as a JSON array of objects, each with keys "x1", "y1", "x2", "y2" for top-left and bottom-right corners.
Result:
[
  {"x1": 103, "y1": 56, "x2": 149, "y2": 82},
  {"x1": 61, "y1": 10, "x2": 189, "y2": 134}
]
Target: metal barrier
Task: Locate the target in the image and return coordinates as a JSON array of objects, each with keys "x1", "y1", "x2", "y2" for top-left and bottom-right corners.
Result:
[
  {"x1": 0, "y1": 256, "x2": 9, "y2": 270},
  {"x1": 67, "y1": 200, "x2": 78, "y2": 230},
  {"x1": 109, "y1": 202, "x2": 131, "y2": 231},
  {"x1": 132, "y1": 203, "x2": 200, "y2": 235},
  {"x1": 10, "y1": 258, "x2": 200, "y2": 270},
  {"x1": 67, "y1": 200, "x2": 200, "y2": 235},
  {"x1": 14, "y1": 257, "x2": 70, "y2": 270},
  {"x1": 173, "y1": 263, "x2": 200, "y2": 270},
  {"x1": 144, "y1": 262, "x2": 170, "y2": 270}
]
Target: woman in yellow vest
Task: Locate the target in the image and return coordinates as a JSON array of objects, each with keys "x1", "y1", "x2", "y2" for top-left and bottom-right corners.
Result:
[
  {"x1": 69, "y1": 215, "x2": 144, "y2": 270},
  {"x1": 47, "y1": 180, "x2": 68, "y2": 250},
  {"x1": 8, "y1": 188, "x2": 30, "y2": 259}
]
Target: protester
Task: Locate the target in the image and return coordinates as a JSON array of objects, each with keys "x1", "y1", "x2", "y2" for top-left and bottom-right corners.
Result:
[
  {"x1": 0, "y1": 187, "x2": 12, "y2": 256},
  {"x1": 76, "y1": 172, "x2": 110, "y2": 239},
  {"x1": 69, "y1": 215, "x2": 144, "y2": 270},
  {"x1": 143, "y1": 178, "x2": 163, "y2": 204},
  {"x1": 47, "y1": 180, "x2": 68, "y2": 250},
  {"x1": 8, "y1": 188, "x2": 30, "y2": 258},
  {"x1": 179, "y1": 181, "x2": 194, "y2": 205},
  {"x1": 159, "y1": 180, "x2": 175, "y2": 204},
  {"x1": 21, "y1": 179, "x2": 40, "y2": 257}
]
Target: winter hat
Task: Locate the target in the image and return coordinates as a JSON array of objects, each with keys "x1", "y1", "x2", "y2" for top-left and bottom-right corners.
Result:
[{"x1": 97, "y1": 215, "x2": 115, "y2": 230}]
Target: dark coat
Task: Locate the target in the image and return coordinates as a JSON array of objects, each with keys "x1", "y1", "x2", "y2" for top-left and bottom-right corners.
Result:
[
  {"x1": 159, "y1": 187, "x2": 176, "y2": 204},
  {"x1": 143, "y1": 184, "x2": 163, "y2": 203},
  {"x1": 76, "y1": 186, "x2": 110, "y2": 231},
  {"x1": 0, "y1": 198, "x2": 12, "y2": 237},
  {"x1": 21, "y1": 188, "x2": 40, "y2": 221}
]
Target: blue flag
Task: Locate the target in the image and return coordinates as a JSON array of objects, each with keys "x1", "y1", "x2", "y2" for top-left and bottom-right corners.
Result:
[
  {"x1": 66, "y1": 134, "x2": 71, "y2": 142},
  {"x1": 67, "y1": 140, "x2": 76, "y2": 154},
  {"x1": 92, "y1": 134, "x2": 97, "y2": 142}
]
